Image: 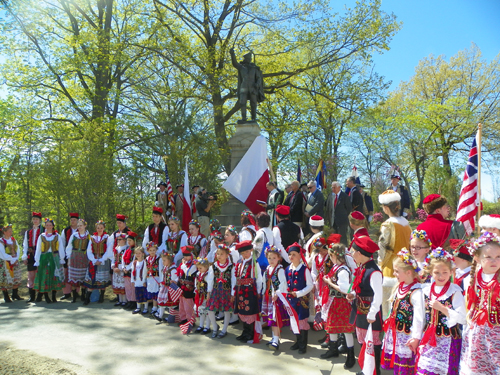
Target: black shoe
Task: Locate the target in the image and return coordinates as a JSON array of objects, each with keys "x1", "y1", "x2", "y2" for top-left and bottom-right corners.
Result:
[
  {"x1": 236, "y1": 323, "x2": 250, "y2": 341},
  {"x1": 52, "y1": 291, "x2": 58, "y2": 303},
  {"x1": 270, "y1": 340, "x2": 280, "y2": 351},
  {"x1": 114, "y1": 302, "x2": 122, "y2": 306},
  {"x1": 202, "y1": 328, "x2": 211, "y2": 335},
  {"x1": 44, "y1": 293, "x2": 52, "y2": 303},
  {"x1": 321, "y1": 340, "x2": 329, "y2": 348},
  {"x1": 2, "y1": 290, "x2": 12, "y2": 303},
  {"x1": 11, "y1": 289, "x2": 24, "y2": 300},
  {"x1": 35, "y1": 292, "x2": 43, "y2": 302},
  {"x1": 98, "y1": 290, "x2": 105, "y2": 303},
  {"x1": 60, "y1": 293, "x2": 71, "y2": 301},
  {"x1": 83, "y1": 293, "x2": 91, "y2": 306},
  {"x1": 344, "y1": 347, "x2": 356, "y2": 369},
  {"x1": 338, "y1": 333, "x2": 348, "y2": 354},
  {"x1": 298, "y1": 330, "x2": 308, "y2": 354},
  {"x1": 290, "y1": 334, "x2": 301, "y2": 350},
  {"x1": 154, "y1": 313, "x2": 163, "y2": 322},
  {"x1": 27, "y1": 288, "x2": 36, "y2": 303},
  {"x1": 194, "y1": 326, "x2": 203, "y2": 333},
  {"x1": 228, "y1": 319, "x2": 240, "y2": 326},
  {"x1": 71, "y1": 290, "x2": 79, "y2": 303},
  {"x1": 320, "y1": 341, "x2": 339, "y2": 359},
  {"x1": 132, "y1": 308, "x2": 141, "y2": 314},
  {"x1": 81, "y1": 288, "x2": 87, "y2": 302}
]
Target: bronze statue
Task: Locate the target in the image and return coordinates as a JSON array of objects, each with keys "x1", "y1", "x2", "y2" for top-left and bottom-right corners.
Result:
[{"x1": 229, "y1": 48, "x2": 265, "y2": 123}]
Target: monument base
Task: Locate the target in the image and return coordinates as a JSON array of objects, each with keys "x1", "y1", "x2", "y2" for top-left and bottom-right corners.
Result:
[{"x1": 216, "y1": 120, "x2": 262, "y2": 228}]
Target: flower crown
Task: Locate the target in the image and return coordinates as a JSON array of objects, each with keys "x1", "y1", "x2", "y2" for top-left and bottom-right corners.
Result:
[
  {"x1": 217, "y1": 243, "x2": 229, "y2": 252},
  {"x1": 226, "y1": 225, "x2": 237, "y2": 234},
  {"x1": 189, "y1": 219, "x2": 200, "y2": 227},
  {"x1": 147, "y1": 241, "x2": 158, "y2": 249},
  {"x1": 169, "y1": 216, "x2": 180, "y2": 223},
  {"x1": 78, "y1": 219, "x2": 87, "y2": 226},
  {"x1": 241, "y1": 210, "x2": 253, "y2": 217},
  {"x1": 328, "y1": 243, "x2": 346, "y2": 257},
  {"x1": 469, "y1": 232, "x2": 500, "y2": 256},
  {"x1": 397, "y1": 248, "x2": 421, "y2": 272},
  {"x1": 265, "y1": 245, "x2": 281, "y2": 255},
  {"x1": 2, "y1": 223, "x2": 12, "y2": 231},
  {"x1": 429, "y1": 247, "x2": 454, "y2": 261},
  {"x1": 411, "y1": 230, "x2": 432, "y2": 248},
  {"x1": 194, "y1": 257, "x2": 210, "y2": 266},
  {"x1": 95, "y1": 220, "x2": 105, "y2": 227},
  {"x1": 313, "y1": 239, "x2": 326, "y2": 248}
]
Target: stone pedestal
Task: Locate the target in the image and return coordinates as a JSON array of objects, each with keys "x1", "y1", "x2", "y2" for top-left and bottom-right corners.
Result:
[{"x1": 216, "y1": 121, "x2": 262, "y2": 228}]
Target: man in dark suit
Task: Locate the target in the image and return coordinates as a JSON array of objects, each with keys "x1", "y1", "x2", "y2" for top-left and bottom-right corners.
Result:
[
  {"x1": 289, "y1": 181, "x2": 304, "y2": 226},
  {"x1": 325, "y1": 181, "x2": 352, "y2": 246},
  {"x1": 305, "y1": 180, "x2": 324, "y2": 218},
  {"x1": 387, "y1": 171, "x2": 411, "y2": 217},
  {"x1": 346, "y1": 177, "x2": 363, "y2": 213}
]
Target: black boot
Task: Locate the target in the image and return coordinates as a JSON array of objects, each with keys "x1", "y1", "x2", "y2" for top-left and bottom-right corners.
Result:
[
  {"x1": 338, "y1": 333, "x2": 348, "y2": 353},
  {"x1": 298, "y1": 330, "x2": 308, "y2": 354},
  {"x1": 98, "y1": 290, "x2": 105, "y2": 303},
  {"x1": 52, "y1": 290, "x2": 58, "y2": 303},
  {"x1": 2, "y1": 290, "x2": 12, "y2": 303},
  {"x1": 374, "y1": 345, "x2": 382, "y2": 375},
  {"x1": 35, "y1": 292, "x2": 43, "y2": 302},
  {"x1": 27, "y1": 288, "x2": 36, "y2": 303},
  {"x1": 236, "y1": 323, "x2": 249, "y2": 341},
  {"x1": 60, "y1": 293, "x2": 71, "y2": 301},
  {"x1": 344, "y1": 346, "x2": 356, "y2": 369},
  {"x1": 71, "y1": 290, "x2": 79, "y2": 303},
  {"x1": 81, "y1": 288, "x2": 87, "y2": 302},
  {"x1": 11, "y1": 289, "x2": 24, "y2": 300},
  {"x1": 320, "y1": 341, "x2": 339, "y2": 359},
  {"x1": 290, "y1": 334, "x2": 301, "y2": 350},
  {"x1": 44, "y1": 292, "x2": 52, "y2": 303},
  {"x1": 83, "y1": 291, "x2": 91, "y2": 305}
]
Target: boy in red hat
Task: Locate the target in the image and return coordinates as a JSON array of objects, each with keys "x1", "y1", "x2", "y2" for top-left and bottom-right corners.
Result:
[
  {"x1": 234, "y1": 240, "x2": 263, "y2": 344},
  {"x1": 347, "y1": 235, "x2": 383, "y2": 375},
  {"x1": 416, "y1": 194, "x2": 466, "y2": 248},
  {"x1": 348, "y1": 211, "x2": 369, "y2": 239},
  {"x1": 177, "y1": 245, "x2": 197, "y2": 324},
  {"x1": 22, "y1": 211, "x2": 43, "y2": 303},
  {"x1": 273, "y1": 205, "x2": 302, "y2": 262},
  {"x1": 449, "y1": 239, "x2": 472, "y2": 292},
  {"x1": 60, "y1": 212, "x2": 80, "y2": 300}
]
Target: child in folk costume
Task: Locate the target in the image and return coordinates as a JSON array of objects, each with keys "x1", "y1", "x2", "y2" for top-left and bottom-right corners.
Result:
[
  {"x1": 142, "y1": 206, "x2": 169, "y2": 254},
  {"x1": 34, "y1": 218, "x2": 66, "y2": 303},
  {"x1": 320, "y1": 243, "x2": 356, "y2": 369},
  {"x1": 60, "y1": 212, "x2": 80, "y2": 301},
  {"x1": 416, "y1": 248, "x2": 466, "y2": 375},
  {"x1": 449, "y1": 239, "x2": 472, "y2": 292},
  {"x1": 349, "y1": 211, "x2": 370, "y2": 240},
  {"x1": 286, "y1": 243, "x2": 314, "y2": 354},
  {"x1": 261, "y1": 245, "x2": 288, "y2": 351},
  {"x1": 347, "y1": 235, "x2": 383, "y2": 375},
  {"x1": 239, "y1": 209, "x2": 257, "y2": 242},
  {"x1": 121, "y1": 231, "x2": 137, "y2": 310},
  {"x1": 460, "y1": 232, "x2": 500, "y2": 375},
  {"x1": 65, "y1": 219, "x2": 90, "y2": 303},
  {"x1": 22, "y1": 212, "x2": 43, "y2": 303},
  {"x1": 381, "y1": 249, "x2": 425, "y2": 374},
  {"x1": 145, "y1": 243, "x2": 162, "y2": 315},
  {"x1": 111, "y1": 233, "x2": 128, "y2": 307},
  {"x1": 155, "y1": 251, "x2": 179, "y2": 322},
  {"x1": 304, "y1": 215, "x2": 324, "y2": 258},
  {"x1": 224, "y1": 225, "x2": 241, "y2": 264},
  {"x1": 206, "y1": 230, "x2": 224, "y2": 264},
  {"x1": 207, "y1": 244, "x2": 236, "y2": 337},
  {"x1": 310, "y1": 237, "x2": 330, "y2": 330},
  {"x1": 193, "y1": 257, "x2": 211, "y2": 334},
  {"x1": 131, "y1": 246, "x2": 148, "y2": 314},
  {"x1": 410, "y1": 230, "x2": 432, "y2": 284},
  {"x1": 166, "y1": 216, "x2": 188, "y2": 265},
  {"x1": 83, "y1": 221, "x2": 113, "y2": 305},
  {"x1": 188, "y1": 220, "x2": 208, "y2": 258},
  {"x1": 177, "y1": 245, "x2": 198, "y2": 324},
  {"x1": 234, "y1": 240, "x2": 263, "y2": 344},
  {"x1": 0, "y1": 224, "x2": 23, "y2": 302}
]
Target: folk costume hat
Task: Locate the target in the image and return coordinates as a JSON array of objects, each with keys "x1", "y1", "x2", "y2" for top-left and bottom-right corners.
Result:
[
  {"x1": 349, "y1": 211, "x2": 367, "y2": 226},
  {"x1": 181, "y1": 245, "x2": 195, "y2": 256},
  {"x1": 211, "y1": 230, "x2": 224, "y2": 241},
  {"x1": 351, "y1": 235, "x2": 379, "y2": 258},
  {"x1": 32, "y1": 212, "x2": 42, "y2": 218},
  {"x1": 379, "y1": 190, "x2": 401, "y2": 205},
  {"x1": 152, "y1": 206, "x2": 163, "y2": 215},
  {"x1": 275, "y1": 205, "x2": 290, "y2": 217},
  {"x1": 210, "y1": 219, "x2": 221, "y2": 232},
  {"x1": 241, "y1": 209, "x2": 257, "y2": 227},
  {"x1": 478, "y1": 214, "x2": 500, "y2": 230},
  {"x1": 286, "y1": 242, "x2": 309, "y2": 268},
  {"x1": 235, "y1": 240, "x2": 253, "y2": 253},
  {"x1": 127, "y1": 231, "x2": 137, "y2": 240},
  {"x1": 449, "y1": 239, "x2": 472, "y2": 263},
  {"x1": 423, "y1": 194, "x2": 448, "y2": 214},
  {"x1": 326, "y1": 233, "x2": 342, "y2": 245},
  {"x1": 309, "y1": 215, "x2": 324, "y2": 227},
  {"x1": 157, "y1": 182, "x2": 168, "y2": 188},
  {"x1": 116, "y1": 214, "x2": 127, "y2": 222},
  {"x1": 69, "y1": 212, "x2": 79, "y2": 219},
  {"x1": 313, "y1": 237, "x2": 327, "y2": 249},
  {"x1": 116, "y1": 233, "x2": 127, "y2": 241},
  {"x1": 390, "y1": 169, "x2": 402, "y2": 180}
]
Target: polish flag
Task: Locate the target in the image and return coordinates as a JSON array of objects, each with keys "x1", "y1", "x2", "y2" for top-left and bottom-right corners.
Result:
[
  {"x1": 222, "y1": 135, "x2": 269, "y2": 214},
  {"x1": 182, "y1": 161, "x2": 192, "y2": 232},
  {"x1": 358, "y1": 323, "x2": 376, "y2": 375}
]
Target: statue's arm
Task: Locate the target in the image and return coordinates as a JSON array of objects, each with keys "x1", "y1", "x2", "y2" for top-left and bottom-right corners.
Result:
[{"x1": 229, "y1": 48, "x2": 240, "y2": 69}]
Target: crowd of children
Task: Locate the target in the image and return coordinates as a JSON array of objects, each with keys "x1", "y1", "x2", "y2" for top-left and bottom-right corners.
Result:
[{"x1": 2, "y1": 200, "x2": 500, "y2": 375}]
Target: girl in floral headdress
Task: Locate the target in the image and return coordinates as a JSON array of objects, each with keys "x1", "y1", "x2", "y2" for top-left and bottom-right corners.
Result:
[
  {"x1": 188, "y1": 220, "x2": 207, "y2": 258},
  {"x1": 33, "y1": 219, "x2": 66, "y2": 303},
  {"x1": 460, "y1": 232, "x2": 500, "y2": 375},
  {"x1": 381, "y1": 248, "x2": 425, "y2": 375},
  {"x1": 410, "y1": 230, "x2": 432, "y2": 284},
  {"x1": 416, "y1": 248, "x2": 466, "y2": 375},
  {"x1": 224, "y1": 225, "x2": 240, "y2": 264},
  {"x1": 239, "y1": 210, "x2": 257, "y2": 242},
  {"x1": 145, "y1": 243, "x2": 162, "y2": 315},
  {"x1": 0, "y1": 224, "x2": 22, "y2": 302},
  {"x1": 166, "y1": 216, "x2": 188, "y2": 266}
]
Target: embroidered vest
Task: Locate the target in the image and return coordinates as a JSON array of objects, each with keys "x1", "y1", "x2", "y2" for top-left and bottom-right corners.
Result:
[
  {"x1": 72, "y1": 235, "x2": 90, "y2": 252},
  {"x1": 166, "y1": 231, "x2": 185, "y2": 254},
  {"x1": 470, "y1": 276, "x2": 500, "y2": 326},
  {"x1": 162, "y1": 265, "x2": 176, "y2": 285},
  {"x1": 330, "y1": 265, "x2": 351, "y2": 298},
  {"x1": 148, "y1": 223, "x2": 167, "y2": 245},
  {"x1": 265, "y1": 265, "x2": 283, "y2": 296},
  {"x1": 424, "y1": 293, "x2": 461, "y2": 338},
  {"x1": 90, "y1": 237, "x2": 106, "y2": 258},
  {"x1": 146, "y1": 256, "x2": 160, "y2": 277},
  {"x1": 391, "y1": 290, "x2": 416, "y2": 334},
  {"x1": 214, "y1": 264, "x2": 233, "y2": 291},
  {"x1": 1, "y1": 237, "x2": 18, "y2": 257},
  {"x1": 41, "y1": 235, "x2": 59, "y2": 254}
]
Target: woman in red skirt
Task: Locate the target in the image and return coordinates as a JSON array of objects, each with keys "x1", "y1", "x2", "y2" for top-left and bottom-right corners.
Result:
[{"x1": 321, "y1": 243, "x2": 356, "y2": 369}]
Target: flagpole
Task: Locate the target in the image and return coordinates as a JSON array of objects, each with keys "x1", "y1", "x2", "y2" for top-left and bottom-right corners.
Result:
[{"x1": 476, "y1": 123, "x2": 482, "y2": 236}]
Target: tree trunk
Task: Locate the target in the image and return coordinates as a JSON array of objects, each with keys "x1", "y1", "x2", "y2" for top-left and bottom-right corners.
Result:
[{"x1": 212, "y1": 93, "x2": 230, "y2": 172}]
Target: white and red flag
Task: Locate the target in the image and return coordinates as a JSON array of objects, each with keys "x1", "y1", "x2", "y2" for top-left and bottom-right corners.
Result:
[
  {"x1": 222, "y1": 135, "x2": 269, "y2": 214},
  {"x1": 182, "y1": 161, "x2": 192, "y2": 232},
  {"x1": 456, "y1": 134, "x2": 479, "y2": 235},
  {"x1": 358, "y1": 323, "x2": 376, "y2": 375}
]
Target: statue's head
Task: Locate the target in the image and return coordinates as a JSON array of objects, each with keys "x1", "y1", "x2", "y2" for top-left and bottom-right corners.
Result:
[{"x1": 243, "y1": 52, "x2": 252, "y2": 64}]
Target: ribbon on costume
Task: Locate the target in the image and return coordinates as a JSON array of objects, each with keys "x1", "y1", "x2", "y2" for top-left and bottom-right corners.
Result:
[{"x1": 276, "y1": 291, "x2": 300, "y2": 334}]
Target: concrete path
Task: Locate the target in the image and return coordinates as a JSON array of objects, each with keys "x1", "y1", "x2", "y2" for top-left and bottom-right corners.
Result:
[{"x1": 0, "y1": 299, "x2": 391, "y2": 375}]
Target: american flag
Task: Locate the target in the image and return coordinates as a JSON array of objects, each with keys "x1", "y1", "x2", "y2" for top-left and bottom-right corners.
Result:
[
  {"x1": 456, "y1": 135, "x2": 479, "y2": 235},
  {"x1": 167, "y1": 307, "x2": 180, "y2": 323},
  {"x1": 164, "y1": 162, "x2": 176, "y2": 212},
  {"x1": 180, "y1": 316, "x2": 196, "y2": 334},
  {"x1": 168, "y1": 282, "x2": 183, "y2": 303}
]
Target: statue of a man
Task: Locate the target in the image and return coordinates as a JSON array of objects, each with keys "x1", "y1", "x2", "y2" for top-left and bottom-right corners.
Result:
[{"x1": 230, "y1": 48, "x2": 265, "y2": 123}]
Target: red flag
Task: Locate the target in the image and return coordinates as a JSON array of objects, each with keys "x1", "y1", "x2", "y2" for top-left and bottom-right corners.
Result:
[{"x1": 182, "y1": 161, "x2": 192, "y2": 232}]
